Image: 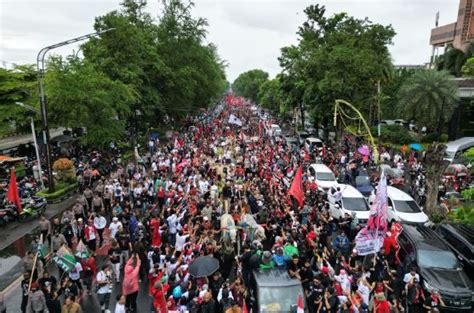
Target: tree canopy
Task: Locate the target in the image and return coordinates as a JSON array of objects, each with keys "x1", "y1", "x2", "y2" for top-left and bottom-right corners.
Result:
[
  {"x1": 398, "y1": 69, "x2": 458, "y2": 130},
  {"x1": 277, "y1": 4, "x2": 396, "y2": 129},
  {"x1": 232, "y1": 69, "x2": 269, "y2": 103}
]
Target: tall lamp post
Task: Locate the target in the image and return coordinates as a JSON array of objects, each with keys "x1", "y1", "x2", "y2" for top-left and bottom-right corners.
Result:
[
  {"x1": 37, "y1": 29, "x2": 114, "y2": 192},
  {"x1": 15, "y1": 102, "x2": 45, "y2": 190}
]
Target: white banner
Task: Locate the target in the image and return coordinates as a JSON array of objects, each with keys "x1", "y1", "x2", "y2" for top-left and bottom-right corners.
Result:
[{"x1": 228, "y1": 114, "x2": 242, "y2": 126}]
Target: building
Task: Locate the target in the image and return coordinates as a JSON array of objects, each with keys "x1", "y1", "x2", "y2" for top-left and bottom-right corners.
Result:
[{"x1": 430, "y1": 0, "x2": 474, "y2": 52}]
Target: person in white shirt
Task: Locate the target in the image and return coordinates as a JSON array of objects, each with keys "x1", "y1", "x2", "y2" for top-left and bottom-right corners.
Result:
[
  {"x1": 96, "y1": 264, "x2": 112, "y2": 313},
  {"x1": 108, "y1": 217, "x2": 122, "y2": 239},
  {"x1": 175, "y1": 230, "x2": 190, "y2": 254},
  {"x1": 403, "y1": 267, "x2": 420, "y2": 285},
  {"x1": 94, "y1": 213, "x2": 107, "y2": 247},
  {"x1": 114, "y1": 294, "x2": 126, "y2": 313}
]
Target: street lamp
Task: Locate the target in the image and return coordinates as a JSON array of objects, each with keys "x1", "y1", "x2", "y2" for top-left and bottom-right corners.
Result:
[
  {"x1": 14, "y1": 102, "x2": 45, "y2": 190},
  {"x1": 36, "y1": 28, "x2": 114, "y2": 192}
]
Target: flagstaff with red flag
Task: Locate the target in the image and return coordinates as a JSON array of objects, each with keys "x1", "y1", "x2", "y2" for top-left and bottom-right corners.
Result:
[
  {"x1": 288, "y1": 165, "x2": 304, "y2": 207},
  {"x1": 7, "y1": 168, "x2": 22, "y2": 214}
]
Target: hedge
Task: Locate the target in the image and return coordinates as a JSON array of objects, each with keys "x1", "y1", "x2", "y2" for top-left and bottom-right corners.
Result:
[{"x1": 36, "y1": 182, "x2": 78, "y2": 200}]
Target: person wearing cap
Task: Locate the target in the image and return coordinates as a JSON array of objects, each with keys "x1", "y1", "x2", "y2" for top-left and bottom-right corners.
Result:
[
  {"x1": 108, "y1": 217, "x2": 122, "y2": 240},
  {"x1": 26, "y1": 282, "x2": 48, "y2": 313}
]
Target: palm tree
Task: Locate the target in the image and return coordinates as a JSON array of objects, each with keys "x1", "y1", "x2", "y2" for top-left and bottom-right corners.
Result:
[{"x1": 398, "y1": 69, "x2": 458, "y2": 133}]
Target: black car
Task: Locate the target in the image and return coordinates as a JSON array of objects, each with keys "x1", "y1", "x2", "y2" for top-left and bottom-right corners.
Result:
[
  {"x1": 434, "y1": 223, "x2": 474, "y2": 280},
  {"x1": 398, "y1": 225, "x2": 472, "y2": 311}
]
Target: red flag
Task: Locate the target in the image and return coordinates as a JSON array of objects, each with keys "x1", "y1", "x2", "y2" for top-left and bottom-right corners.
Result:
[
  {"x1": 243, "y1": 301, "x2": 249, "y2": 313},
  {"x1": 297, "y1": 294, "x2": 304, "y2": 313},
  {"x1": 288, "y1": 166, "x2": 304, "y2": 207},
  {"x1": 7, "y1": 168, "x2": 22, "y2": 214}
]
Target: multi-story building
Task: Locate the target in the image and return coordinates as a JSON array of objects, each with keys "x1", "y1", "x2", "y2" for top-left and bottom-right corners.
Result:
[{"x1": 430, "y1": 0, "x2": 474, "y2": 52}]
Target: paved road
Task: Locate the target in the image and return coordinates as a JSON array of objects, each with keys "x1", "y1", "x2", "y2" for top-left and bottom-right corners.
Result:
[{"x1": 0, "y1": 128, "x2": 65, "y2": 151}]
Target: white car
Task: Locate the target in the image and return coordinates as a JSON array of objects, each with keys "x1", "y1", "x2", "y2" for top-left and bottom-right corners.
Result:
[
  {"x1": 328, "y1": 184, "x2": 370, "y2": 222},
  {"x1": 305, "y1": 137, "x2": 324, "y2": 152},
  {"x1": 307, "y1": 164, "x2": 338, "y2": 191},
  {"x1": 385, "y1": 186, "x2": 429, "y2": 224}
]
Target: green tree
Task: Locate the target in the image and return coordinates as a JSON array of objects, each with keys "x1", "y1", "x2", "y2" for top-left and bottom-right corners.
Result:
[
  {"x1": 437, "y1": 43, "x2": 474, "y2": 77},
  {"x1": 461, "y1": 57, "x2": 474, "y2": 77},
  {"x1": 277, "y1": 4, "x2": 396, "y2": 134},
  {"x1": 232, "y1": 69, "x2": 269, "y2": 103},
  {"x1": 46, "y1": 56, "x2": 136, "y2": 148},
  {"x1": 398, "y1": 70, "x2": 458, "y2": 131},
  {"x1": 0, "y1": 65, "x2": 38, "y2": 133},
  {"x1": 258, "y1": 78, "x2": 281, "y2": 113}
]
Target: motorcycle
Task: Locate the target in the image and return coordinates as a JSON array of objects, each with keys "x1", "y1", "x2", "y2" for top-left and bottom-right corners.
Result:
[
  {"x1": 0, "y1": 204, "x2": 19, "y2": 225},
  {"x1": 19, "y1": 196, "x2": 47, "y2": 221}
]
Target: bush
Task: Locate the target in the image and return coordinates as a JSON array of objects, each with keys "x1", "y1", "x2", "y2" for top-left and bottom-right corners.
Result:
[
  {"x1": 37, "y1": 182, "x2": 78, "y2": 200},
  {"x1": 371, "y1": 125, "x2": 415, "y2": 145},
  {"x1": 53, "y1": 158, "x2": 76, "y2": 183},
  {"x1": 448, "y1": 204, "x2": 474, "y2": 227},
  {"x1": 461, "y1": 188, "x2": 474, "y2": 201},
  {"x1": 421, "y1": 133, "x2": 448, "y2": 143}
]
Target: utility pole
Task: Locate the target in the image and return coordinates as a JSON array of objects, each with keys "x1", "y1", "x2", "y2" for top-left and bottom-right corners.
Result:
[
  {"x1": 36, "y1": 29, "x2": 114, "y2": 192},
  {"x1": 377, "y1": 80, "x2": 381, "y2": 137},
  {"x1": 300, "y1": 101, "x2": 305, "y2": 130}
]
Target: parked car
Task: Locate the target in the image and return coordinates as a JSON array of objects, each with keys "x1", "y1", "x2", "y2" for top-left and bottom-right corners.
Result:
[
  {"x1": 434, "y1": 223, "x2": 474, "y2": 280},
  {"x1": 385, "y1": 186, "x2": 429, "y2": 224},
  {"x1": 327, "y1": 184, "x2": 370, "y2": 223},
  {"x1": 398, "y1": 225, "x2": 472, "y2": 311},
  {"x1": 296, "y1": 130, "x2": 311, "y2": 144},
  {"x1": 444, "y1": 137, "x2": 474, "y2": 163},
  {"x1": 307, "y1": 163, "x2": 338, "y2": 192},
  {"x1": 304, "y1": 137, "x2": 324, "y2": 152},
  {"x1": 252, "y1": 269, "x2": 306, "y2": 312}
]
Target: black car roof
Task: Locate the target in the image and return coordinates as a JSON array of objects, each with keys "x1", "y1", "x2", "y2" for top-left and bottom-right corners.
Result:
[
  {"x1": 440, "y1": 224, "x2": 474, "y2": 247},
  {"x1": 403, "y1": 224, "x2": 449, "y2": 250},
  {"x1": 253, "y1": 269, "x2": 301, "y2": 287}
]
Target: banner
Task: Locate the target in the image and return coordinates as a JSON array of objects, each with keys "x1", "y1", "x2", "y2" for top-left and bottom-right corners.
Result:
[
  {"x1": 355, "y1": 174, "x2": 388, "y2": 255},
  {"x1": 228, "y1": 114, "x2": 242, "y2": 126}
]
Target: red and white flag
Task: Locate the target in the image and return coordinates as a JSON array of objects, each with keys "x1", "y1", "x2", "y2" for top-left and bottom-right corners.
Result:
[{"x1": 355, "y1": 173, "x2": 388, "y2": 255}]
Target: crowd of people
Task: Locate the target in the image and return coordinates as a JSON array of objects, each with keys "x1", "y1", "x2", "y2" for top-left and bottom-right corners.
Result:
[{"x1": 18, "y1": 100, "x2": 449, "y2": 313}]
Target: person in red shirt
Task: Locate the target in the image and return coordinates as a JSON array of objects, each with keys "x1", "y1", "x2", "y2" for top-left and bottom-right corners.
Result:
[{"x1": 374, "y1": 293, "x2": 391, "y2": 313}]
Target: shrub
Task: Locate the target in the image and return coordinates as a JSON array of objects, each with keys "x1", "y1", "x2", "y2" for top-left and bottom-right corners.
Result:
[
  {"x1": 53, "y1": 158, "x2": 76, "y2": 183},
  {"x1": 461, "y1": 188, "x2": 474, "y2": 201},
  {"x1": 372, "y1": 125, "x2": 414, "y2": 145},
  {"x1": 37, "y1": 182, "x2": 78, "y2": 200},
  {"x1": 448, "y1": 204, "x2": 474, "y2": 227},
  {"x1": 421, "y1": 133, "x2": 448, "y2": 143}
]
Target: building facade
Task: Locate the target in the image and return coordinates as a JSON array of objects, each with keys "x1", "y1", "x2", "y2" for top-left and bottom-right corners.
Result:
[{"x1": 430, "y1": 0, "x2": 474, "y2": 51}]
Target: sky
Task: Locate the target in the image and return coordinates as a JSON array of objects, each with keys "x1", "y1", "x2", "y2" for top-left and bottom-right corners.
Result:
[{"x1": 0, "y1": 0, "x2": 460, "y2": 82}]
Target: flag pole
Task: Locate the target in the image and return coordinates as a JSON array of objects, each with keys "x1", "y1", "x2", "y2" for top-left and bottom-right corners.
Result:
[{"x1": 28, "y1": 234, "x2": 43, "y2": 292}]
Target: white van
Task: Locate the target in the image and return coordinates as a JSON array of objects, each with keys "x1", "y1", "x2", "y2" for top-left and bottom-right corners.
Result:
[
  {"x1": 307, "y1": 164, "x2": 337, "y2": 191},
  {"x1": 386, "y1": 186, "x2": 429, "y2": 224},
  {"x1": 328, "y1": 184, "x2": 370, "y2": 222},
  {"x1": 444, "y1": 137, "x2": 474, "y2": 163}
]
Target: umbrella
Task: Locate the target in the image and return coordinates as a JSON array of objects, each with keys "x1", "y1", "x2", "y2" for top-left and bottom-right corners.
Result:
[
  {"x1": 409, "y1": 143, "x2": 423, "y2": 151},
  {"x1": 357, "y1": 145, "x2": 370, "y2": 156},
  {"x1": 189, "y1": 255, "x2": 220, "y2": 278}
]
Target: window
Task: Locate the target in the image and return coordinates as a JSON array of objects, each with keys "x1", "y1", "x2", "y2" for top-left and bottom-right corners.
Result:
[
  {"x1": 417, "y1": 250, "x2": 459, "y2": 269},
  {"x1": 393, "y1": 200, "x2": 421, "y2": 213},
  {"x1": 309, "y1": 167, "x2": 316, "y2": 176},
  {"x1": 342, "y1": 197, "x2": 369, "y2": 211},
  {"x1": 316, "y1": 172, "x2": 335, "y2": 181}
]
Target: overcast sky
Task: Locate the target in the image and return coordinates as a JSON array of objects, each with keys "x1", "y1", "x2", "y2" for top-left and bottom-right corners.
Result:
[{"x1": 0, "y1": 0, "x2": 460, "y2": 81}]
